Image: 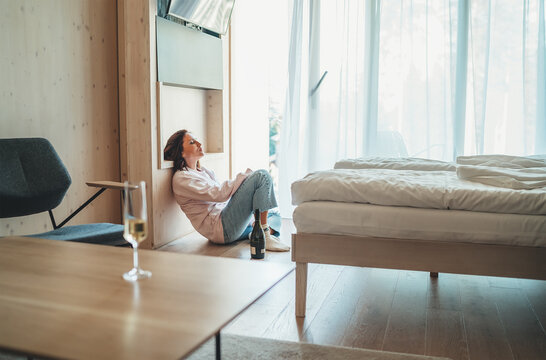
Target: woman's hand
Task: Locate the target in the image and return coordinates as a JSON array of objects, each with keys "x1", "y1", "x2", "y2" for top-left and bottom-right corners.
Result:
[{"x1": 245, "y1": 168, "x2": 253, "y2": 175}]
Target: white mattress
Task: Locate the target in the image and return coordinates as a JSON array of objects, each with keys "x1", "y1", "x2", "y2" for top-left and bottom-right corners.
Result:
[{"x1": 293, "y1": 201, "x2": 546, "y2": 247}]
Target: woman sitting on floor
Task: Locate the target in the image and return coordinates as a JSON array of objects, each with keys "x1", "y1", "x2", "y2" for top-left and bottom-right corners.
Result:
[{"x1": 163, "y1": 129, "x2": 289, "y2": 252}]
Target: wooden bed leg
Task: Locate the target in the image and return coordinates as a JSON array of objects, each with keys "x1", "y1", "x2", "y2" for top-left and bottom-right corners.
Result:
[
  {"x1": 430, "y1": 272, "x2": 438, "y2": 278},
  {"x1": 295, "y1": 262, "x2": 308, "y2": 317}
]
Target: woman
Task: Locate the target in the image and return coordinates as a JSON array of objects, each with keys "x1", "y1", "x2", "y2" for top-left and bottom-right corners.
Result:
[{"x1": 163, "y1": 129, "x2": 289, "y2": 252}]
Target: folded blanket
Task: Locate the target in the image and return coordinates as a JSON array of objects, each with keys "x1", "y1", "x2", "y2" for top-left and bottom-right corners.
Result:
[
  {"x1": 334, "y1": 157, "x2": 456, "y2": 171},
  {"x1": 456, "y1": 154, "x2": 546, "y2": 168},
  {"x1": 457, "y1": 165, "x2": 546, "y2": 190}
]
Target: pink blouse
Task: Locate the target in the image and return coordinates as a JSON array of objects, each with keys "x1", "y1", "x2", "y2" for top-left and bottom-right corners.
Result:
[{"x1": 172, "y1": 166, "x2": 251, "y2": 243}]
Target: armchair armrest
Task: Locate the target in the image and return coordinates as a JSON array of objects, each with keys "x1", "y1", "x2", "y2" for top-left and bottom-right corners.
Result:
[
  {"x1": 52, "y1": 181, "x2": 138, "y2": 229},
  {"x1": 86, "y1": 181, "x2": 138, "y2": 190}
]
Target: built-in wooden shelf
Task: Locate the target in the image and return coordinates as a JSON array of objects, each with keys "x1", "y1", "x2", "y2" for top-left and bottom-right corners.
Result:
[{"x1": 157, "y1": 82, "x2": 224, "y2": 169}]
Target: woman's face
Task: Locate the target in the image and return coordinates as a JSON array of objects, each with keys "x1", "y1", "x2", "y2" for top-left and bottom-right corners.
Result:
[{"x1": 181, "y1": 133, "x2": 204, "y2": 162}]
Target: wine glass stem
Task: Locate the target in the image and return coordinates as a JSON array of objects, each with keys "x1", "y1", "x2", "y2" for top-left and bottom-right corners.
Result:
[{"x1": 133, "y1": 245, "x2": 140, "y2": 270}]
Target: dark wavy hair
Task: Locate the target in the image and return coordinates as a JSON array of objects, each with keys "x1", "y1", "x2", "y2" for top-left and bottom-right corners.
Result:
[{"x1": 163, "y1": 129, "x2": 200, "y2": 172}]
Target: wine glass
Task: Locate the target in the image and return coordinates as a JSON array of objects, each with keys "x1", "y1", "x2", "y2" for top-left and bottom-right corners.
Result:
[{"x1": 122, "y1": 180, "x2": 152, "y2": 281}]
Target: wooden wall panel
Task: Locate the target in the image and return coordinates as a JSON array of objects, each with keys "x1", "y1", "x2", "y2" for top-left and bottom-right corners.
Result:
[
  {"x1": 151, "y1": 42, "x2": 230, "y2": 249},
  {"x1": 153, "y1": 83, "x2": 227, "y2": 247},
  {"x1": 157, "y1": 83, "x2": 207, "y2": 169},
  {"x1": 0, "y1": 0, "x2": 121, "y2": 236},
  {"x1": 118, "y1": 0, "x2": 155, "y2": 248},
  {"x1": 119, "y1": 0, "x2": 230, "y2": 249}
]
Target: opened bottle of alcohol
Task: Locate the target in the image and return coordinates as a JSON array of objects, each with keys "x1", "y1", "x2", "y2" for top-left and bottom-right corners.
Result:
[{"x1": 249, "y1": 209, "x2": 265, "y2": 259}]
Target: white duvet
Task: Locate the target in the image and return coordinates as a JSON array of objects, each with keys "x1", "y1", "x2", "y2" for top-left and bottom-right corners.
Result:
[
  {"x1": 335, "y1": 157, "x2": 456, "y2": 171},
  {"x1": 291, "y1": 168, "x2": 546, "y2": 215}
]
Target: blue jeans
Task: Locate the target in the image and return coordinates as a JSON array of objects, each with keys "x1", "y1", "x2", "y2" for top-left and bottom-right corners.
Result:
[{"x1": 221, "y1": 170, "x2": 278, "y2": 243}]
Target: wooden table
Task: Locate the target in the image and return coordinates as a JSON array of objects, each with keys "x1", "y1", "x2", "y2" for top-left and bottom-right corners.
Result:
[{"x1": 0, "y1": 237, "x2": 294, "y2": 359}]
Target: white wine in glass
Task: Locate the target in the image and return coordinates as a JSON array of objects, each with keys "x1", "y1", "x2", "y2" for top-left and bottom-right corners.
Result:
[{"x1": 122, "y1": 180, "x2": 152, "y2": 281}]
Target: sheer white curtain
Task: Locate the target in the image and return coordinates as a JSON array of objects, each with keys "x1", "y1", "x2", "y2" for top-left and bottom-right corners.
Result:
[
  {"x1": 278, "y1": 0, "x2": 546, "y2": 216},
  {"x1": 277, "y1": 0, "x2": 311, "y2": 216}
]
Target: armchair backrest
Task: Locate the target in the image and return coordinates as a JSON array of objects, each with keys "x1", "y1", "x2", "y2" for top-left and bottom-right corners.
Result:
[{"x1": 0, "y1": 138, "x2": 72, "y2": 218}]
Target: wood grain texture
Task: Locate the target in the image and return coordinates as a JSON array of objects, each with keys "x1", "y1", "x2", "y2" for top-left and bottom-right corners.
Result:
[
  {"x1": 301, "y1": 267, "x2": 372, "y2": 346},
  {"x1": 292, "y1": 230, "x2": 546, "y2": 351},
  {"x1": 292, "y1": 233, "x2": 546, "y2": 280},
  {"x1": 0, "y1": 237, "x2": 294, "y2": 360},
  {"x1": 152, "y1": 84, "x2": 229, "y2": 248},
  {"x1": 86, "y1": 181, "x2": 138, "y2": 191},
  {"x1": 341, "y1": 268, "x2": 399, "y2": 350},
  {"x1": 460, "y1": 281, "x2": 514, "y2": 360},
  {"x1": 295, "y1": 262, "x2": 308, "y2": 317},
  {"x1": 262, "y1": 264, "x2": 344, "y2": 342},
  {"x1": 382, "y1": 271, "x2": 428, "y2": 354},
  {"x1": 0, "y1": 0, "x2": 120, "y2": 236},
  {"x1": 519, "y1": 279, "x2": 546, "y2": 335},
  {"x1": 117, "y1": 0, "x2": 154, "y2": 248},
  {"x1": 224, "y1": 302, "x2": 286, "y2": 337},
  {"x1": 493, "y1": 287, "x2": 546, "y2": 360},
  {"x1": 152, "y1": 16, "x2": 230, "y2": 249},
  {"x1": 427, "y1": 274, "x2": 462, "y2": 311},
  {"x1": 425, "y1": 309, "x2": 469, "y2": 360},
  {"x1": 159, "y1": 219, "x2": 546, "y2": 360}
]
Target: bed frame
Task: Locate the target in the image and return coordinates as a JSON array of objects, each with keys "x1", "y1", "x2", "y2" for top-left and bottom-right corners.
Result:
[{"x1": 292, "y1": 232, "x2": 546, "y2": 317}]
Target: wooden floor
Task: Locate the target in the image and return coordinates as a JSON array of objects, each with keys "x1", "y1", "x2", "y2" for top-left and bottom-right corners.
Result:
[{"x1": 159, "y1": 220, "x2": 546, "y2": 360}]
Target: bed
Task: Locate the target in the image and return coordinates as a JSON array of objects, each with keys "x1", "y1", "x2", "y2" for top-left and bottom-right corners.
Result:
[{"x1": 290, "y1": 156, "x2": 546, "y2": 317}]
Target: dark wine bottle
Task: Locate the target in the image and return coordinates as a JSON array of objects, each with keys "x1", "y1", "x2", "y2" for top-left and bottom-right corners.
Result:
[{"x1": 249, "y1": 209, "x2": 265, "y2": 259}]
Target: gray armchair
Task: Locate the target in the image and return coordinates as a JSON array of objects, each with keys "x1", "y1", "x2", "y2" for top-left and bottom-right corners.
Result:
[{"x1": 0, "y1": 137, "x2": 126, "y2": 246}]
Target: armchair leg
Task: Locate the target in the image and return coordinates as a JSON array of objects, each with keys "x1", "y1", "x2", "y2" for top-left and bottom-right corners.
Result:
[{"x1": 51, "y1": 188, "x2": 106, "y2": 229}]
